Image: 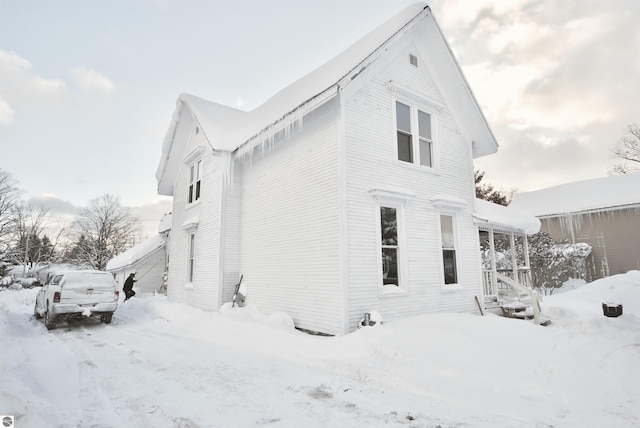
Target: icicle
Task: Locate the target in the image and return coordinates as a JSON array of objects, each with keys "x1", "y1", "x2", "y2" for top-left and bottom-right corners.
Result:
[
  {"x1": 220, "y1": 150, "x2": 234, "y2": 190},
  {"x1": 234, "y1": 101, "x2": 308, "y2": 166}
]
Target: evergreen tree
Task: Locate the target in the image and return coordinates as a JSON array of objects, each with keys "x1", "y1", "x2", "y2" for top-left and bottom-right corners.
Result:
[
  {"x1": 528, "y1": 232, "x2": 589, "y2": 295},
  {"x1": 474, "y1": 170, "x2": 512, "y2": 206}
]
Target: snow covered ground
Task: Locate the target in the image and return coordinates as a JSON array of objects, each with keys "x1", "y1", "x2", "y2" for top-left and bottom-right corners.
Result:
[{"x1": 1, "y1": 272, "x2": 639, "y2": 428}]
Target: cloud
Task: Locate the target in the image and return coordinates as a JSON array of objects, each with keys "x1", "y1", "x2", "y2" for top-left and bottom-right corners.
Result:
[
  {"x1": 431, "y1": 0, "x2": 640, "y2": 191},
  {"x1": 0, "y1": 50, "x2": 66, "y2": 102},
  {"x1": 0, "y1": 98, "x2": 14, "y2": 125},
  {"x1": 68, "y1": 67, "x2": 116, "y2": 94},
  {"x1": 28, "y1": 194, "x2": 79, "y2": 216},
  {"x1": 131, "y1": 198, "x2": 172, "y2": 238},
  {"x1": 24, "y1": 195, "x2": 172, "y2": 240}
]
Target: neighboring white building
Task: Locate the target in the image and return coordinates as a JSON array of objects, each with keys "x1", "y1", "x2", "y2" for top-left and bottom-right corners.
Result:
[
  {"x1": 106, "y1": 213, "x2": 172, "y2": 295},
  {"x1": 156, "y1": 4, "x2": 539, "y2": 335}
]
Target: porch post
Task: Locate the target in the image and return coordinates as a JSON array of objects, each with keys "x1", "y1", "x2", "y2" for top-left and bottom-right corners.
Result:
[
  {"x1": 523, "y1": 234, "x2": 534, "y2": 289},
  {"x1": 523, "y1": 234, "x2": 530, "y2": 268},
  {"x1": 510, "y1": 232, "x2": 517, "y2": 282},
  {"x1": 489, "y1": 228, "x2": 497, "y2": 294}
]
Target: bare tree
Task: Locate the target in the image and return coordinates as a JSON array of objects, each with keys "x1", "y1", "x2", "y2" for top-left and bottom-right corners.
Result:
[
  {"x1": 0, "y1": 169, "x2": 21, "y2": 250},
  {"x1": 69, "y1": 194, "x2": 141, "y2": 270},
  {"x1": 611, "y1": 123, "x2": 640, "y2": 174},
  {"x1": 11, "y1": 202, "x2": 52, "y2": 276}
]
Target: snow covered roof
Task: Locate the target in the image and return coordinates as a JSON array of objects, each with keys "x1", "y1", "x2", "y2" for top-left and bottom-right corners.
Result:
[
  {"x1": 158, "y1": 212, "x2": 172, "y2": 234},
  {"x1": 156, "y1": 3, "x2": 498, "y2": 195},
  {"x1": 510, "y1": 172, "x2": 640, "y2": 217},
  {"x1": 105, "y1": 234, "x2": 165, "y2": 271},
  {"x1": 473, "y1": 198, "x2": 541, "y2": 235}
]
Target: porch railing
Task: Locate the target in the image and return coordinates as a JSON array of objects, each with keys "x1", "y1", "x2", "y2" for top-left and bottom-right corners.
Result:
[
  {"x1": 482, "y1": 268, "x2": 533, "y2": 297},
  {"x1": 495, "y1": 272, "x2": 541, "y2": 325},
  {"x1": 482, "y1": 268, "x2": 541, "y2": 325}
]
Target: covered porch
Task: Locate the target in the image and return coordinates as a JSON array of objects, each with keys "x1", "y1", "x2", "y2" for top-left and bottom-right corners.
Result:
[{"x1": 473, "y1": 199, "x2": 544, "y2": 324}]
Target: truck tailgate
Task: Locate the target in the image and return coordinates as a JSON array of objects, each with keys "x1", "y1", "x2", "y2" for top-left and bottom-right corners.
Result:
[{"x1": 60, "y1": 272, "x2": 117, "y2": 305}]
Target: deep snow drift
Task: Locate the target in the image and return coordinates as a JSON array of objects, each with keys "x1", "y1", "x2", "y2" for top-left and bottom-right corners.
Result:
[{"x1": 1, "y1": 271, "x2": 639, "y2": 427}]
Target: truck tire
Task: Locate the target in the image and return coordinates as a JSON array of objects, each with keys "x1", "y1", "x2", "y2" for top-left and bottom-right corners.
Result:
[
  {"x1": 45, "y1": 307, "x2": 57, "y2": 330},
  {"x1": 34, "y1": 302, "x2": 42, "y2": 319},
  {"x1": 101, "y1": 313, "x2": 113, "y2": 324}
]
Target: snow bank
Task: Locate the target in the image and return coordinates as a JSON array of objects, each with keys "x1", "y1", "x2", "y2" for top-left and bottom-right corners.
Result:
[
  {"x1": 544, "y1": 270, "x2": 640, "y2": 319},
  {"x1": 2, "y1": 270, "x2": 640, "y2": 427},
  {"x1": 0, "y1": 289, "x2": 82, "y2": 427}
]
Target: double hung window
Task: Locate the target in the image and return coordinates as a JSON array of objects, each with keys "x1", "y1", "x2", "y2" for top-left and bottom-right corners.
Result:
[
  {"x1": 395, "y1": 101, "x2": 434, "y2": 167},
  {"x1": 187, "y1": 232, "x2": 196, "y2": 283},
  {"x1": 380, "y1": 206, "x2": 400, "y2": 286},
  {"x1": 440, "y1": 214, "x2": 458, "y2": 285},
  {"x1": 188, "y1": 159, "x2": 202, "y2": 204}
]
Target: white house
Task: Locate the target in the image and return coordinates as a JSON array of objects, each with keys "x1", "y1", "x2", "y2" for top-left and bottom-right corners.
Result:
[
  {"x1": 156, "y1": 4, "x2": 540, "y2": 335},
  {"x1": 106, "y1": 213, "x2": 172, "y2": 295}
]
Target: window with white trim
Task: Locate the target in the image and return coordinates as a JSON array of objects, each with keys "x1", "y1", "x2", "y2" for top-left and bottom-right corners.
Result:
[
  {"x1": 440, "y1": 214, "x2": 458, "y2": 285},
  {"x1": 370, "y1": 188, "x2": 413, "y2": 292},
  {"x1": 187, "y1": 232, "x2": 196, "y2": 283},
  {"x1": 188, "y1": 159, "x2": 202, "y2": 203},
  {"x1": 395, "y1": 101, "x2": 434, "y2": 167},
  {"x1": 380, "y1": 206, "x2": 399, "y2": 285}
]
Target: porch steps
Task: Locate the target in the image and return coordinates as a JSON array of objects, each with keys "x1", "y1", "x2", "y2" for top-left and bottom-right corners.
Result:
[
  {"x1": 499, "y1": 301, "x2": 551, "y2": 326},
  {"x1": 482, "y1": 296, "x2": 551, "y2": 326}
]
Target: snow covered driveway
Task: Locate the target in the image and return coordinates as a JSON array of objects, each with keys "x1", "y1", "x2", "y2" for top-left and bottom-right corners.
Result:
[{"x1": 2, "y1": 271, "x2": 640, "y2": 427}]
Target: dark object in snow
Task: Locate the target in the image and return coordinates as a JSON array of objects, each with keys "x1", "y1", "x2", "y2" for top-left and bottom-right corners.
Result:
[
  {"x1": 602, "y1": 302, "x2": 623, "y2": 317},
  {"x1": 362, "y1": 312, "x2": 373, "y2": 326},
  {"x1": 232, "y1": 275, "x2": 246, "y2": 307},
  {"x1": 359, "y1": 311, "x2": 383, "y2": 328},
  {"x1": 123, "y1": 272, "x2": 137, "y2": 301}
]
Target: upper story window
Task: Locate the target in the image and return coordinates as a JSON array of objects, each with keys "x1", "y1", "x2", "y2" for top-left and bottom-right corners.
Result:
[
  {"x1": 395, "y1": 101, "x2": 434, "y2": 168},
  {"x1": 188, "y1": 159, "x2": 202, "y2": 204}
]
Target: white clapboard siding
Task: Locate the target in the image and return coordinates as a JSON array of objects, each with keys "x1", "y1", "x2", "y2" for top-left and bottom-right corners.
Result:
[
  {"x1": 166, "y1": 126, "x2": 223, "y2": 311},
  {"x1": 343, "y1": 44, "x2": 482, "y2": 330},
  {"x1": 220, "y1": 161, "x2": 243, "y2": 305},
  {"x1": 237, "y1": 99, "x2": 342, "y2": 335}
]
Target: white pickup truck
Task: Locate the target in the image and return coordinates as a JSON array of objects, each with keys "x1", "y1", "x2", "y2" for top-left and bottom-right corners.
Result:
[{"x1": 34, "y1": 270, "x2": 120, "y2": 330}]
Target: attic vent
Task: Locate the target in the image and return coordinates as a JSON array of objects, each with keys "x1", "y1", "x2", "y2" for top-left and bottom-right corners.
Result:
[
  {"x1": 195, "y1": 126, "x2": 200, "y2": 135},
  {"x1": 409, "y1": 54, "x2": 418, "y2": 67}
]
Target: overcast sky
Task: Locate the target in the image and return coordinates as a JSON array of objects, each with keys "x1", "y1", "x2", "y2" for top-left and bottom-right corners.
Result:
[{"x1": 1, "y1": 0, "x2": 639, "y2": 230}]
